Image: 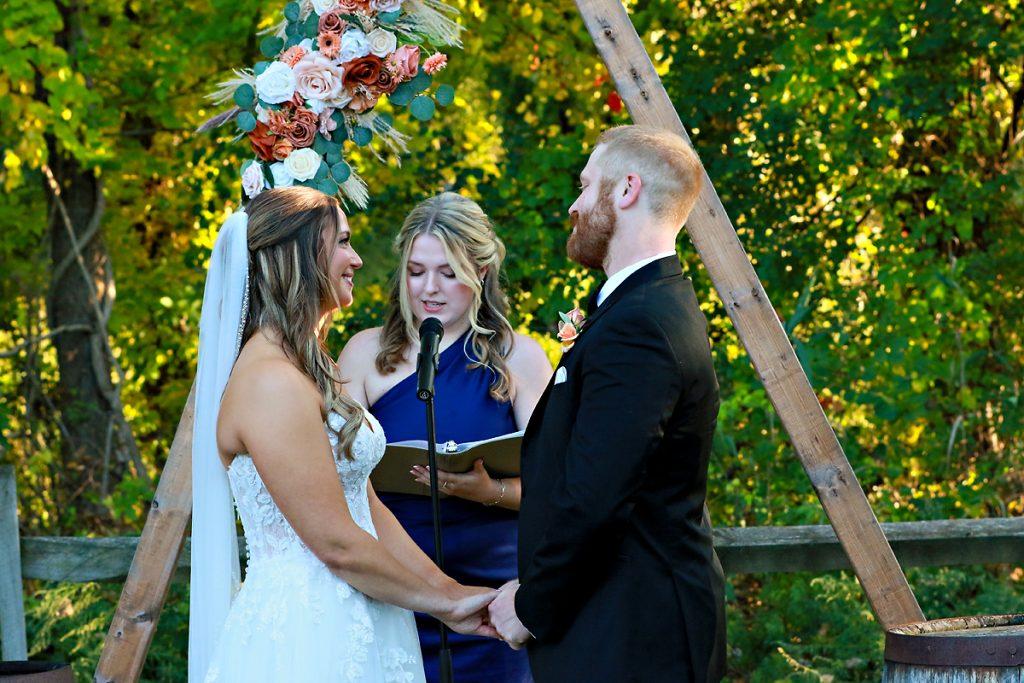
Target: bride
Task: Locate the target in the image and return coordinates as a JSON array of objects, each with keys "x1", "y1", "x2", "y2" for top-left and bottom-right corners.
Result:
[{"x1": 189, "y1": 186, "x2": 497, "y2": 683}]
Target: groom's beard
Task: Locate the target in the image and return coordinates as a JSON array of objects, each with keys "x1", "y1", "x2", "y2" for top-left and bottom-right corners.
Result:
[{"x1": 567, "y1": 184, "x2": 617, "y2": 270}]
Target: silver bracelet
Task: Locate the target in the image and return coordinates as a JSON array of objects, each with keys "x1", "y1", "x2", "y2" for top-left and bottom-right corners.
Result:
[{"x1": 486, "y1": 478, "x2": 506, "y2": 507}]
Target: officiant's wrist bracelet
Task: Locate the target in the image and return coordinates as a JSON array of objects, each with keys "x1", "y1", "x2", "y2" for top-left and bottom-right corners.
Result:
[{"x1": 486, "y1": 478, "x2": 506, "y2": 507}]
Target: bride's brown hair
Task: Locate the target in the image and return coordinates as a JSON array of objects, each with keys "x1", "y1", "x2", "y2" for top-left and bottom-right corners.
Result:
[{"x1": 240, "y1": 186, "x2": 364, "y2": 457}]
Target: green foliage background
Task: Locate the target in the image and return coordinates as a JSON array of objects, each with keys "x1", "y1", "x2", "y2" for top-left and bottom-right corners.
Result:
[{"x1": 1, "y1": 0, "x2": 1022, "y2": 680}]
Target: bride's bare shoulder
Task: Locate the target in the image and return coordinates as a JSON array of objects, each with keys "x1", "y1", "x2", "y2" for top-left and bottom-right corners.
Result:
[{"x1": 218, "y1": 347, "x2": 321, "y2": 457}]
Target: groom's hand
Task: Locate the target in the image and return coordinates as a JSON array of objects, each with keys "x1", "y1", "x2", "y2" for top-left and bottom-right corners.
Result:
[{"x1": 489, "y1": 580, "x2": 531, "y2": 649}]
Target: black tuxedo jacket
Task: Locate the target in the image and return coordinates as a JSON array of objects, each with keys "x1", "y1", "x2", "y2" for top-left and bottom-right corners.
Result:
[{"x1": 515, "y1": 256, "x2": 726, "y2": 682}]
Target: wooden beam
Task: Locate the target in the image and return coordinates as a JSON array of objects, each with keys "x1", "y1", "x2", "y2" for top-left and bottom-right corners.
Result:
[
  {"x1": 0, "y1": 465, "x2": 28, "y2": 660},
  {"x1": 573, "y1": 0, "x2": 925, "y2": 629},
  {"x1": 18, "y1": 518, "x2": 1024, "y2": 582},
  {"x1": 94, "y1": 384, "x2": 195, "y2": 683}
]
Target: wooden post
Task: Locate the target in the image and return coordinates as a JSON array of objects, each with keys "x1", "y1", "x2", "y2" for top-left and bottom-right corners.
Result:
[
  {"x1": 94, "y1": 384, "x2": 195, "y2": 683},
  {"x1": 0, "y1": 464, "x2": 28, "y2": 661},
  {"x1": 573, "y1": 0, "x2": 925, "y2": 630}
]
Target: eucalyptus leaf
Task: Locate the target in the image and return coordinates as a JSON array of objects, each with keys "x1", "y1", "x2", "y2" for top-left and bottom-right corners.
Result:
[
  {"x1": 318, "y1": 178, "x2": 339, "y2": 196},
  {"x1": 389, "y1": 83, "x2": 415, "y2": 107},
  {"x1": 303, "y1": 14, "x2": 319, "y2": 39},
  {"x1": 409, "y1": 69, "x2": 433, "y2": 94},
  {"x1": 233, "y1": 84, "x2": 256, "y2": 109},
  {"x1": 254, "y1": 61, "x2": 271, "y2": 76},
  {"x1": 352, "y1": 126, "x2": 373, "y2": 146},
  {"x1": 237, "y1": 111, "x2": 257, "y2": 132},
  {"x1": 331, "y1": 161, "x2": 351, "y2": 183},
  {"x1": 260, "y1": 36, "x2": 284, "y2": 58},
  {"x1": 435, "y1": 84, "x2": 455, "y2": 107},
  {"x1": 409, "y1": 95, "x2": 435, "y2": 122},
  {"x1": 314, "y1": 160, "x2": 330, "y2": 181},
  {"x1": 283, "y1": 1, "x2": 301, "y2": 21}
]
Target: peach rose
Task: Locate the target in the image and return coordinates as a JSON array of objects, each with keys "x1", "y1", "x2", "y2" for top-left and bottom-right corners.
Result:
[
  {"x1": 294, "y1": 53, "x2": 345, "y2": 102},
  {"x1": 557, "y1": 321, "x2": 579, "y2": 350},
  {"x1": 272, "y1": 137, "x2": 294, "y2": 161}
]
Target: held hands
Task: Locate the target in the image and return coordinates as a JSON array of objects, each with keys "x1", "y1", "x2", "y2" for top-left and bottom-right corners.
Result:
[
  {"x1": 439, "y1": 584, "x2": 500, "y2": 639},
  {"x1": 488, "y1": 579, "x2": 532, "y2": 650},
  {"x1": 411, "y1": 459, "x2": 501, "y2": 505}
]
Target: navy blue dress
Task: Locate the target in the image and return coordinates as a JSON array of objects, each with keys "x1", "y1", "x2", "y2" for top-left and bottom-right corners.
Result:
[{"x1": 371, "y1": 332, "x2": 532, "y2": 683}]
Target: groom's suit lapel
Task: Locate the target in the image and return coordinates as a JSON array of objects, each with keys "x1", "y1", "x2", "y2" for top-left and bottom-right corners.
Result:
[
  {"x1": 574, "y1": 255, "x2": 683, "y2": 342},
  {"x1": 522, "y1": 255, "x2": 683, "y2": 451}
]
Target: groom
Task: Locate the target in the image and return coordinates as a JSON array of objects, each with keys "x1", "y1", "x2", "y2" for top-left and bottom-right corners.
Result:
[{"x1": 489, "y1": 125, "x2": 726, "y2": 682}]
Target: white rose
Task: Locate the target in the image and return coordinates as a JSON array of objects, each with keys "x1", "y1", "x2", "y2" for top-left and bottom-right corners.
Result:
[
  {"x1": 255, "y1": 62, "x2": 296, "y2": 104},
  {"x1": 242, "y1": 162, "x2": 266, "y2": 198},
  {"x1": 372, "y1": 0, "x2": 402, "y2": 11},
  {"x1": 365, "y1": 28, "x2": 397, "y2": 58},
  {"x1": 283, "y1": 148, "x2": 322, "y2": 182},
  {"x1": 270, "y1": 162, "x2": 295, "y2": 187},
  {"x1": 299, "y1": 38, "x2": 314, "y2": 52},
  {"x1": 339, "y1": 29, "x2": 371, "y2": 63},
  {"x1": 312, "y1": 0, "x2": 339, "y2": 15}
]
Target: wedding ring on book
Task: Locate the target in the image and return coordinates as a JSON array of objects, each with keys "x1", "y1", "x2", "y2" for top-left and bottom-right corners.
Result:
[{"x1": 443, "y1": 440, "x2": 459, "y2": 454}]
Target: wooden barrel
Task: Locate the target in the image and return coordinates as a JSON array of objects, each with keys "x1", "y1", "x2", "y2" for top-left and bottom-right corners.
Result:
[
  {"x1": 883, "y1": 614, "x2": 1024, "y2": 682},
  {"x1": 0, "y1": 662, "x2": 73, "y2": 683}
]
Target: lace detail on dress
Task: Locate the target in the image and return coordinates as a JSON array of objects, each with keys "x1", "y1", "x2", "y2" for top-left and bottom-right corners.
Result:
[{"x1": 227, "y1": 411, "x2": 387, "y2": 567}]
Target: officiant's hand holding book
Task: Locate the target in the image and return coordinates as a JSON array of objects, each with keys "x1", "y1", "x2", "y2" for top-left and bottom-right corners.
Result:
[{"x1": 371, "y1": 431, "x2": 523, "y2": 498}]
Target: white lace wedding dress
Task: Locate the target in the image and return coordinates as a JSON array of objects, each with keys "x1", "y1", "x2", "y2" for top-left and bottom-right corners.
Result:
[{"x1": 203, "y1": 410, "x2": 426, "y2": 683}]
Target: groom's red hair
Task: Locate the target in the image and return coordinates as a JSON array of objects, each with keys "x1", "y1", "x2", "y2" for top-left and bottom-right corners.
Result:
[{"x1": 595, "y1": 126, "x2": 703, "y2": 228}]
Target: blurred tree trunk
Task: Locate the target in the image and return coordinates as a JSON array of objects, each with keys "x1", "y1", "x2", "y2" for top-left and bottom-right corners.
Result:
[{"x1": 40, "y1": 1, "x2": 140, "y2": 525}]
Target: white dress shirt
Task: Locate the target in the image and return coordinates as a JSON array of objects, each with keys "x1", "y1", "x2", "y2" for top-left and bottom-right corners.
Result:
[{"x1": 596, "y1": 251, "x2": 677, "y2": 307}]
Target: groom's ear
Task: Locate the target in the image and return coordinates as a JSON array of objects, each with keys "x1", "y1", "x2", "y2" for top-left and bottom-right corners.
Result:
[{"x1": 617, "y1": 173, "x2": 643, "y2": 210}]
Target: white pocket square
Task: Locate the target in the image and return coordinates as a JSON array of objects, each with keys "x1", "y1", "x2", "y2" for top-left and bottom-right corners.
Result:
[{"x1": 554, "y1": 366, "x2": 567, "y2": 385}]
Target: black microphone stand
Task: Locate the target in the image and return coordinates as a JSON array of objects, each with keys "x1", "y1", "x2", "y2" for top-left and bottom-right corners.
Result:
[{"x1": 416, "y1": 335, "x2": 454, "y2": 683}]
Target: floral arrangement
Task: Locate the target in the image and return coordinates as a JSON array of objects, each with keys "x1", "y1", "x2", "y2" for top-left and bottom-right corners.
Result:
[{"x1": 204, "y1": 0, "x2": 462, "y2": 209}]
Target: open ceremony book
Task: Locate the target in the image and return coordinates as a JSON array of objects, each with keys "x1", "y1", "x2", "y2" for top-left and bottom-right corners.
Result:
[{"x1": 370, "y1": 431, "x2": 524, "y2": 496}]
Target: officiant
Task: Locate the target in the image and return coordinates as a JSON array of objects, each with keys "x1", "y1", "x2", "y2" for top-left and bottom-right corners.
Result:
[{"x1": 338, "y1": 192, "x2": 552, "y2": 683}]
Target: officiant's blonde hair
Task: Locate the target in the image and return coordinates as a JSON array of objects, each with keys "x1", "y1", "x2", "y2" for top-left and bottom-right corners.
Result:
[
  {"x1": 240, "y1": 186, "x2": 364, "y2": 458},
  {"x1": 595, "y1": 125, "x2": 704, "y2": 227},
  {"x1": 376, "y1": 192, "x2": 516, "y2": 402}
]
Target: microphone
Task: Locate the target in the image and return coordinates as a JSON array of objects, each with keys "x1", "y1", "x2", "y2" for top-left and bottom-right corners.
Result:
[{"x1": 416, "y1": 317, "x2": 444, "y2": 401}]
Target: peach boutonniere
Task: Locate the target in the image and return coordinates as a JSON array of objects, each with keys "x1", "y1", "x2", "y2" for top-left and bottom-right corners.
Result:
[{"x1": 557, "y1": 307, "x2": 586, "y2": 352}]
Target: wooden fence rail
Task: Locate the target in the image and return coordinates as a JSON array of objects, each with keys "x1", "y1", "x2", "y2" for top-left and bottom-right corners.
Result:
[{"x1": 12, "y1": 517, "x2": 1024, "y2": 584}]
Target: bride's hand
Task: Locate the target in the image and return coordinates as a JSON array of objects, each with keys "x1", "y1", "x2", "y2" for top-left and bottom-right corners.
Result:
[{"x1": 438, "y1": 585, "x2": 499, "y2": 638}]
